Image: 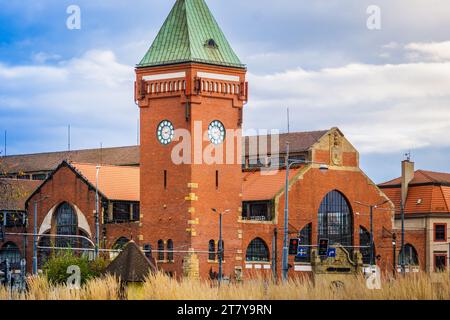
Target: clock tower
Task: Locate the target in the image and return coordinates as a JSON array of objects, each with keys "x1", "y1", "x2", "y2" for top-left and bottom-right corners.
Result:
[{"x1": 135, "y1": 0, "x2": 248, "y2": 279}]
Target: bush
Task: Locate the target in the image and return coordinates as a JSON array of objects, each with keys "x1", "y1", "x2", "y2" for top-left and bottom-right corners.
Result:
[{"x1": 43, "y1": 250, "x2": 108, "y2": 285}]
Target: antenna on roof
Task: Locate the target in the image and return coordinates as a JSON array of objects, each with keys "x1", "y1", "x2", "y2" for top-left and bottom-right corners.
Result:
[
  {"x1": 68, "y1": 125, "x2": 71, "y2": 152},
  {"x1": 287, "y1": 107, "x2": 290, "y2": 134},
  {"x1": 100, "y1": 142, "x2": 103, "y2": 165},
  {"x1": 404, "y1": 151, "x2": 411, "y2": 161}
]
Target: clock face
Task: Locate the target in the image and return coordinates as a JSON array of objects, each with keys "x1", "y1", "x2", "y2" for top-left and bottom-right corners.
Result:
[
  {"x1": 208, "y1": 120, "x2": 225, "y2": 145},
  {"x1": 157, "y1": 120, "x2": 174, "y2": 145}
]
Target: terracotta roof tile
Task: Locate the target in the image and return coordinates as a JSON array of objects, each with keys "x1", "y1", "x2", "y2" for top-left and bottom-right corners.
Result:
[
  {"x1": 379, "y1": 170, "x2": 450, "y2": 187},
  {"x1": 242, "y1": 168, "x2": 301, "y2": 201},
  {"x1": 70, "y1": 162, "x2": 140, "y2": 202}
]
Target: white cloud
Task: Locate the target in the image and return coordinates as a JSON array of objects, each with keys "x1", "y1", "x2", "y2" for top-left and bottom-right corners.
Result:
[
  {"x1": 405, "y1": 41, "x2": 450, "y2": 62},
  {"x1": 246, "y1": 43, "x2": 450, "y2": 154},
  {"x1": 0, "y1": 50, "x2": 137, "y2": 153}
]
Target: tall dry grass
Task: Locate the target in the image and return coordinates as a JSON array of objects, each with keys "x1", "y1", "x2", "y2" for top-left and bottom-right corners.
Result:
[{"x1": 1, "y1": 272, "x2": 449, "y2": 300}]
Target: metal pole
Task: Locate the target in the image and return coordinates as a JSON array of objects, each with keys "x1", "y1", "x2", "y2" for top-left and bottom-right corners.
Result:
[
  {"x1": 370, "y1": 205, "x2": 374, "y2": 266},
  {"x1": 95, "y1": 166, "x2": 100, "y2": 259},
  {"x1": 393, "y1": 234, "x2": 397, "y2": 278},
  {"x1": 32, "y1": 201, "x2": 38, "y2": 275},
  {"x1": 272, "y1": 228, "x2": 278, "y2": 282},
  {"x1": 282, "y1": 142, "x2": 290, "y2": 281},
  {"x1": 218, "y1": 212, "x2": 223, "y2": 285},
  {"x1": 400, "y1": 200, "x2": 405, "y2": 275}
]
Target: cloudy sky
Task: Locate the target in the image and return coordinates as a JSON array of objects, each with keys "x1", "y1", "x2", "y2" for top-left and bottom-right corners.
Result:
[{"x1": 0, "y1": 0, "x2": 449, "y2": 183}]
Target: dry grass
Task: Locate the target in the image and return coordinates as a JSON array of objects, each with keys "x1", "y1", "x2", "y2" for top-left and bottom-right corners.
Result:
[{"x1": 1, "y1": 272, "x2": 449, "y2": 300}]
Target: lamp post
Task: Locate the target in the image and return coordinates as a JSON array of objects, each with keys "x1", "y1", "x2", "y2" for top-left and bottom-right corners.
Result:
[
  {"x1": 95, "y1": 165, "x2": 101, "y2": 259},
  {"x1": 392, "y1": 233, "x2": 397, "y2": 278},
  {"x1": 355, "y1": 199, "x2": 390, "y2": 266},
  {"x1": 211, "y1": 208, "x2": 230, "y2": 285},
  {"x1": 282, "y1": 144, "x2": 329, "y2": 281},
  {"x1": 32, "y1": 196, "x2": 48, "y2": 275}
]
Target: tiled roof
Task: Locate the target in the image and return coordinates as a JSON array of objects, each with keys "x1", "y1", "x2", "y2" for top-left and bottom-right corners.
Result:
[
  {"x1": 381, "y1": 184, "x2": 450, "y2": 214},
  {"x1": 2, "y1": 130, "x2": 331, "y2": 176},
  {"x1": 242, "y1": 168, "x2": 302, "y2": 201},
  {"x1": 138, "y1": 0, "x2": 244, "y2": 68},
  {"x1": 244, "y1": 130, "x2": 328, "y2": 157},
  {"x1": 0, "y1": 179, "x2": 42, "y2": 210},
  {"x1": 379, "y1": 170, "x2": 450, "y2": 187},
  {"x1": 1, "y1": 146, "x2": 139, "y2": 174},
  {"x1": 70, "y1": 162, "x2": 140, "y2": 202}
]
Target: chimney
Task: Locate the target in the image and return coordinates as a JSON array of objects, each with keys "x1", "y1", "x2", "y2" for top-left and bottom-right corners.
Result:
[{"x1": 401, "y1": 160, "x2": 414, "y2": 206}]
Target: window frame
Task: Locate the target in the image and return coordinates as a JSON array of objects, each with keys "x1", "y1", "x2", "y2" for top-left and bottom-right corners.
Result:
[
  {"x1": 434, "y1": 223, "x2": 447, "y2": 242},
  {"x1": 242, "y1": 201, "x2": 273, "y2": 222},
  {"x1": 245, "y1": 237, "x2": 270, "y2": 262},
  {"x1": 434, "y1": 253, "x2": 447, "y2": 272}
]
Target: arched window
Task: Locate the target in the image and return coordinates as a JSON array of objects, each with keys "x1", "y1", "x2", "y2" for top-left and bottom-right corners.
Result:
[
  {"x1": 399, "y1": 244, "x2": 419, "y2": 266},
  {"x1": 55, "y1": 202, "x2": 78, "y2": 248},
  {"x1": 112, "y1": 237, "x2": 130, "y2": 250},
  {"x1": 295, "y1": 223, "x2": 312, "y2": 263},
  {"x1": 167, "y1": 239, "x2": 174, "y2": 262},
  {"x1": 246, "y1": 238, "x2": 269, "y2": 262},
  {"x1": 157, "y1": 240, "x2": 164, "y2": 261},
  {"x1": 208, "y1": 240, "x2": 216, "y2": 261},
  {"x1": 359, "y1": 226, "x2": 372, "y2": 265},
  {"x1": 0, "y1": 242, "x2": 21, "y2": 268},
  {"x1": 318, "y1": 190, "x2": 353, "y2": 248}
]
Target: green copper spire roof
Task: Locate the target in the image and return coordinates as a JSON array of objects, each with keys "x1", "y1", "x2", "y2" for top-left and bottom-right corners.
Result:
[{"x1": 138, "y1": 0, "x2": 245, "y2": 68}]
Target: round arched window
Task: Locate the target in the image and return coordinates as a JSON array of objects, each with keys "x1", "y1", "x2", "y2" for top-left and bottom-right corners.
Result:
[
  {"x1": 318, "y1": 190, "x2": 353, "y2": 248},
  {"x1": 246, "y1": 238, "x2": 269, "y2": 262}
]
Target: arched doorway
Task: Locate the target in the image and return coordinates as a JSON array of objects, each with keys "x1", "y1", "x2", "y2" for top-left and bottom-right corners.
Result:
[{"x1": 318, "y1": 190, "x2": 353, "y2": 248}]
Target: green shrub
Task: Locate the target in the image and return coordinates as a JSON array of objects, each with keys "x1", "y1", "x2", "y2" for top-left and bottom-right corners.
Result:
[{"x1": 43, "y1": 250, "x2": 108, "y2": 285}]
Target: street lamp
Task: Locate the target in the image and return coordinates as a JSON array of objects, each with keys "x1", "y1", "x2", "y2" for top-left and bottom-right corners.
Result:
[
  {"x1": 211, "y1": 208, "x2": 230, "y2": 285},
  {"x1": 33, "y1": 196, "x2": 49, "y2": 275},
  {"x1": 95, "y1": 165, "x2": 101, "y2": 259},
  {"x1": 392, "y1": 233, "x2": 397, "y2": 278},
  {"x1": 282, "y1": 142, "x2": 329, "y2": 281},
  {"x1": 354, "y1": 199, "x2": 390, "y2": 266}
]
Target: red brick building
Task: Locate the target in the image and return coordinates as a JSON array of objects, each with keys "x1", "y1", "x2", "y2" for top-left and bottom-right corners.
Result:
[
  {"x1": 379, "y1": 160, "x2": 450, "y2": 273},
  {"x1": 0, "y1": 0, "x2": 399, "y2": 281}
]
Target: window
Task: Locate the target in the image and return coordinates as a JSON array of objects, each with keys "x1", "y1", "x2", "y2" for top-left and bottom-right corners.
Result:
[
  {"x1": 167, "y1": 239, "x2": 174, "y2": 262},
  {"x1": 359, "y1": 226, "x2": 372, "y2": 265},
  {"x1": 208, "y1": 240, "x2": 216, "y2": 261},
  {"x1": 55, "y1": 202, "x2": 78, "y2": 248},
  {"x1": 246, "y1": 238, "x2": 269, "y2": 262},
  {"x1": 38, "y1": 232, "x2": 51, "y2": 268},
  {"x1": 109, "y1": 201, "x2": 140, "y2": 223},
  {"x1": 294, "y1": 223, "x2": 312, "y2": 263},
  {"x1": 164, "y1": 170, "x2": 167, "y2": 190},
  {"x1": 434, "y1": 223, "x2": 447, "y2": 242},
  {"x1": 0, "y1": 242, "x2": 21, "y2": 269},
  {"x1": 1, "y1": 211, "x2": 26, "y2": 228},
  {"x1": 434, "y1": 253, "x2": 447, "y2": 272},
  {"x1": 318, "y1": 190, "x2": 353, "y2": 248},
  {"x1": 112, "y1": 237, "x2": 130, "y2": 250},
  {"x1": 399, "y1": 244, "x2": 419, "y2": 266},
  {"x1": 157, "y1": 240, "x2": 164, "y2": 261},
  {"x1": 32, "y1": 173, "x2": 47, "y2": 181},
  {"x1": 242, "y1": 201, "x2": 273, "y2": 221},
  {"x1": 215, "y1": 170, "x2": 219, "y2": 189}
]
